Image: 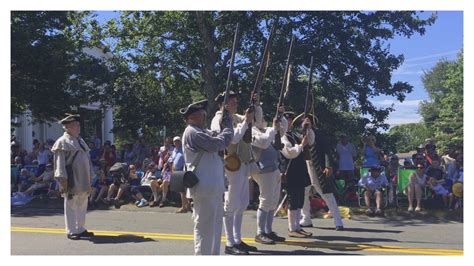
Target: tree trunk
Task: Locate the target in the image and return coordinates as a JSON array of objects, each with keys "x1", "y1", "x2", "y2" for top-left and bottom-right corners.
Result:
[{"x1": 194, "y1": 11, "x2": 220, "y2": 116}]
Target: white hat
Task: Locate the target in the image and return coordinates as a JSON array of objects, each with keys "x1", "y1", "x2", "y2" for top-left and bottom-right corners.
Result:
[{"x1": 173, "y1": 136, "x2": 181, "y2": 142}]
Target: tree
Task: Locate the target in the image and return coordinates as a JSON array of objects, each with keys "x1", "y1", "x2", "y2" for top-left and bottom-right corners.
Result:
[
  {"x1": 11, "y1": 11, "x2": 113, "y2": 123},
  {"x1": 388, "y1": 123, "x2": 431, "y2": 153},
  {"x1": 93, "y1": 11, "x2": 436, "y2": 144},
  {"x1": 420, "y1": 51, "x2": 463, "y2": 153}
]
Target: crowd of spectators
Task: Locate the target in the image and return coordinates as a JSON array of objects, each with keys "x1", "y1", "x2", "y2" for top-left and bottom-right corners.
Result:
[
  {"x1": 11, "y1": 135, "x2": 187, "y2": 212},
  {"x1": 11, "y1": 134, "x2": 463, "y2": 215}
]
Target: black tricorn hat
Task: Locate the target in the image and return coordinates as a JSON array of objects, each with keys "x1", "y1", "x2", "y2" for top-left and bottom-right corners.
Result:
[
  {"x1": 214, "y1": 90, "x2": 239, "y2": 103},
  {"x1": 283, "y1": 111, "x2": 296, "y2": 120},
  {"x1": 59, "y1": 113, "x2": 81, "y2": 125},
  {"x1": 180, "y1": 99, "x2": 209, "y2": 119},
  {"x1": 291, "y1": 113, "x2": 317, "y2": 128}
]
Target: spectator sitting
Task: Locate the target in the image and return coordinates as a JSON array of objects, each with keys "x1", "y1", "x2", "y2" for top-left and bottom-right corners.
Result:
[
  {"x1": 105, "y1": 163, "x2": 139, "y2": 209},
  {"x1": 123, "y1": 144, "x2": 136, "y2": 165},
  {"x1": 35, "y1": 143, "x2": 52, "y2": 177},
  {"x1": 16, "y1": 164, "x2": 54, "y2": 197},
  {"x1": 412, "y1": 144, "x2": 426, "y2": 167},
  {"x1": 362, "y1": 135, "x2": 382, "y2": 167},
  {"x1": 158, "y1": 143, "x2": 173, "y2": 208},
  {"x1": 88, "y1": 142, "x2": 101, "y2": 169},
  {"x1": 358, "y1": 165, "x2": 388, "y2": 216},
  {"x1": 100, "y1": 141, "x2": 116, "y2": 169},
  {"x1": 12, "y1": 156, "x2": 23, "y2": 190},
  {"x1": 17, "y1": 168, "x2": 33, "y2": 192},
  {"x1": 171, "y1": 136, "x2": 190, "y2": 213},
  {"x1": 89, "y1": 170, "x2": 111, "y2": 209},
  {"x1": 131, "y1": 162, "x2": 163, "y2": 207},
  {"x1": 403, "y1": 158, "x2": 414, "y2": 169},
  {"x1": 425, "y1": 157, "x2": 454, "y2": 210},
  {"x1": 407, "y1": 163, "x2": 426, "y2": 212}
]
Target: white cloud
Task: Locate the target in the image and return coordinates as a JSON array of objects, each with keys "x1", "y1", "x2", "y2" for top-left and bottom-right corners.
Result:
[
  {"x1": 372, "y1": 99, "x2": 422, "y2": 107},
  {"x1": 371, "y1": 99, "x2": 423, "y2": 127},
  {"x1": 403, "y1": 50, "x2": 459, "y2": 63}
]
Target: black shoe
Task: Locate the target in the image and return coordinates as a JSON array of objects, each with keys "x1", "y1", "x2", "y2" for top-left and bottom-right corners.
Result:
[
  {"x1": 300, "y1": 223, "x2": 313, "y2": 228},
  {"x1": 267, "y1": 232, "x2": 286, "y2": 242},
  {"x1": 67, "y1": 233, "x2": 80, "y2": 240},
  {"x1": 88, "y1": 201, "x2": 96, "y2": 210},
  {"x1": 255, "y1": 233, "x2": 275, "y2": 245},
  {"x1": 335, "y1": 226, "x2": 344, "y2": 231},
  {"x1": 235, "y1": 241, "x2": 258, "y2": 252},
  {"x1": 224, "y1": 245, "x2": 249, "y2": 255},
  {"x1": 298, "y1": 229, "x2": 313, "y2": 237},
  {"x1": 375, "y1": 209, "x2": 384, "y2": 216},
  {"x1": 77, "y1": 230, "x2": 94, "y2": 238},
  {"x1": 114, "y1": 199, "x2": 121, "y2": 209}
]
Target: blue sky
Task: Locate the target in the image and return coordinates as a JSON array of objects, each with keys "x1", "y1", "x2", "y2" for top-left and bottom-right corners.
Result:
[
  {"x1": 95, "y1": 11, "x2": 464, "y2": 127},
  {"x1": 371, "y1": 11, "x2": 463, "y2": 126}
]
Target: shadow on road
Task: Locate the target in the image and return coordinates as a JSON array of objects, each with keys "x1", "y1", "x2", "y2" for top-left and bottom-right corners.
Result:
[
  {"x1": 275, "y1": 239, "x2": 392, "y2": 253},
  {"x1": 89, "y1": 234, "x2": 155, "y2": 244},
  {"x1": 312, "y1": 235, "x2": 399, "y2": 243},
  {"x1": 251, "y1": 249, "x2": 358, "y2": 255},
  {"x1": 315, "y1": 226, "x2": 402, "y2": 234},
  {"x1": 11, "y1": 206, "x2": 63, "y2": 218}
]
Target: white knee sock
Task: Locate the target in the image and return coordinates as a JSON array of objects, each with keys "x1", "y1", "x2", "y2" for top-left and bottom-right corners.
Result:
[
  {"x1": 223, "y1": 213, "x2": 235, "y2": 246},
  {"x1": 233, "y1": 212, "x2": 243, "y2": 244},
  {"x1": 257, "y1": 208, "x2": 268, "y2": 235},
  {"x1": 288, "y1": 209, "x2": 298, "y2": 232},
  {"x1": 265, "y1": 210, "x2": 275, "y2": 234}
]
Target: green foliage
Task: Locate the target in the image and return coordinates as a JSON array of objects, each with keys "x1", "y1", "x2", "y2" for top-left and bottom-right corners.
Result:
[
  {"x1": 420, "y1": 52, "x2": 463, "y2": 153},
  {"x1": 388, "y1": 123, "x2": 431, "y2": 153},
  {"x1": 93, "y1": 11, "x2": 435, "y2": 143},
  {"x1": 11, "y1": 11, "x2": 113, "y2": 123},
  {"x1": 12, "y1": 11, "x2": 438, "y2": 147}
]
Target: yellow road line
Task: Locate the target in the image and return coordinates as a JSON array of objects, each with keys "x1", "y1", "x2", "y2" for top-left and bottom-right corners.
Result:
[{"x1": 11, "y1": 227, "x2": 463, "y2": 256}]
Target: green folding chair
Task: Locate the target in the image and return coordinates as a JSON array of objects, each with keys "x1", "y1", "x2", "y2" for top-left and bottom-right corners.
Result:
[{"x1": 396, "y1": 168, "x2": 416, "y2": 207}]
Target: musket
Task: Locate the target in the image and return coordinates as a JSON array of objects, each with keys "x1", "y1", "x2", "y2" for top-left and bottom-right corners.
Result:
[
  {"x1": 273, "y1": 35, "x2": 295, "y2": 150},
  {"x1": 222, "y1": 23, "x2": 240, "y2": 124},
  {"x1": 302, "y1": 56, "x2": 315, "y2": 159},
  {"x1": 242, "y1": 22, "x2": 277, "y2": 143}
]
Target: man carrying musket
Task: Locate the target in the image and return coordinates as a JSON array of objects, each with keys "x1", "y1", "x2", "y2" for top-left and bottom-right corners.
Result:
[
  {"x1": 295, "y1": 113, "x2": 345, "y2": 231},
  {"x1": 211, "y1": 91, "x2": 257, "y2": 255},
  {"x1": 181, "y1": 99, "x2": 234, "y2": 255},
  {"x1": 51, "y1": 113, "x2": 95, "y2": 240},
  {"x1": 251, "y1": 103, "x2": 287, "y2": 244}
]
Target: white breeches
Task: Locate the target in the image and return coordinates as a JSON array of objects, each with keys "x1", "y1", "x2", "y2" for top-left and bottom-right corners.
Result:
[
  {"x1": 192, "y1": 195, "x2": 224, "y2": 255},
  {"x1": 252, "y1": 169, "x2": 281, "y2": 212},
  {"x1": 301, "y1": 185, "x2": 344, "y2": 227},
  {"x1": 224, "y1": 163, "x2": 251, "y2": 214},
  {"x1": 64, "y1": 192, "x2": 89, "y2": 234}
]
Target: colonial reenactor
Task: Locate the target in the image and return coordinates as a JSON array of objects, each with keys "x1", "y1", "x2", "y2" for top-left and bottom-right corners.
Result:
[
  {"x1": 210, "y1": 91, "x2": 257, "y2": 255},
  {"x1": 250, "y1": 105, "x2": 286, "y2": 244},
  {"x1": 293, "y1": 113, "x2": 345, "y2": 231},
  {"x1": 51, "y1": 113, "x2": 94, "y2": 240},
  {"x1": 280, "y1": 112, "x2": 312, "y2": 238},
  {"x1": 181, "y1": 99, "x2": 234, "y2": 255}
]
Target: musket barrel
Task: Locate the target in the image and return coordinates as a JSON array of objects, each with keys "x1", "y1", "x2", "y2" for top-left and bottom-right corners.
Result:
[{"x1": 223, "y1": 23, "x2": 240, "y2": 107}]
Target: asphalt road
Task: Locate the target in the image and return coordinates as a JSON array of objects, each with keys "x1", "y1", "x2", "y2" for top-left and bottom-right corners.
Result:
[{"x1": 11, "y1": 203, "x2": 463, "y2": 256}]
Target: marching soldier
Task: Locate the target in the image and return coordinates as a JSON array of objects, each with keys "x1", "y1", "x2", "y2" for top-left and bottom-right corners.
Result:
[
  {"x1": 280, "y1": 112, "x2": 312, "y2": 238},
  {"x1": 250, "y1": 105, "x2": 287, "y2": 244},
  {"x1": 180, "y1": 99, "x2": 233, "y2": 255},
  {"x1": 210, "y1": 91, "x2": 257, "y2": 255},
  {"x1": 293, "y1": 113, "x2": 345, "y2": 231},
  {"x1": 51, "y1": 113, "x2": 94, "y2": 240}
]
